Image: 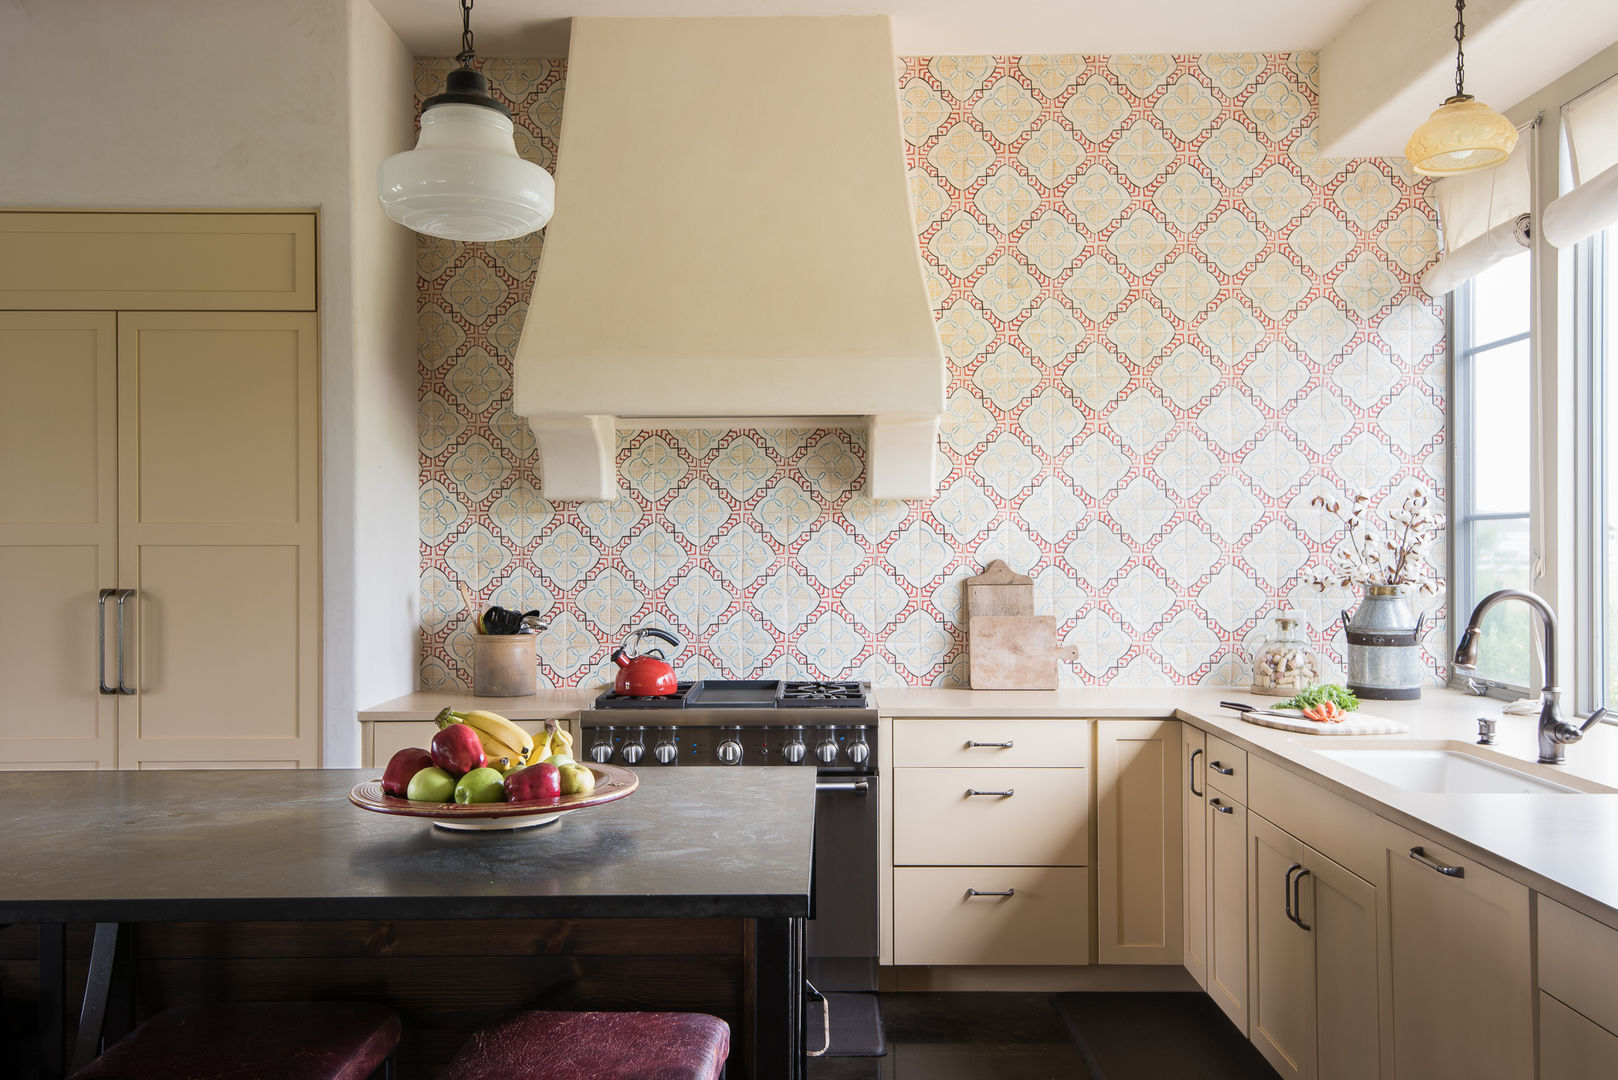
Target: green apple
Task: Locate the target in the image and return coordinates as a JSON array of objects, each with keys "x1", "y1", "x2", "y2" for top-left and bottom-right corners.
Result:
[
  {"x1": 406, "y1": 765, "x2": 456, "y2": 803},
  {"x1": 543, "y1": 753, "x2": 575, "y2": 767},
  {"x1": 454, "y1": 766, "x2": 506, "y2": 804}
]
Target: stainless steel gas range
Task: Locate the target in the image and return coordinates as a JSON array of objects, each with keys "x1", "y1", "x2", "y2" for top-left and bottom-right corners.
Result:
[{"x1": 579, "y1": 680, "x2": 878, "y2": 992}]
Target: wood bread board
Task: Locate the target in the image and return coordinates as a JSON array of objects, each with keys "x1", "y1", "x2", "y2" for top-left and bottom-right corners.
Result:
[
  {"x1": 969, "y1": 615, "x2": 1076, "y2": 690},
  {"x1": 1236, "y1": 709, "x2": 1410, "y2": 736}
]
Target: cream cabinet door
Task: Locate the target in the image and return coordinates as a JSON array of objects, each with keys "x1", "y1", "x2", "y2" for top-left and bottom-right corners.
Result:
[
  {"x1": 1184, "y1": 727, "x2": 1209, "y2": 988},
  {"x1": 116, "y1": 312, "x2": 320, "y2": 768},
  {"x1": 1539, "y1": 993, "x2": 1618, "y2": 1080},
  {"x1": 1308, "y1": 845, "x2": 1379, "y2": 1080},
  {"x1": 1383, "y1": 826, "x2": 1532, "y2": 1080},
  {"x1": 1095, "y1": 719, "x2": 1183, "y2": 964},
  {"x1": 1250, "y1": 813, "x2": 1315, "y2": 1080},
  {"x1": 0, "y1": 312, "x2": 119, "y2": 769},
  {"x1": 1207, "y1": 793, "x2": 1249, "y2": 1033}
]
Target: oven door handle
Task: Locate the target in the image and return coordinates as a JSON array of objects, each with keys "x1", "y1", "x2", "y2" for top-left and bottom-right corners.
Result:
[{"x1": 815, "y1": 780, "x2": 870, "y2": 795}]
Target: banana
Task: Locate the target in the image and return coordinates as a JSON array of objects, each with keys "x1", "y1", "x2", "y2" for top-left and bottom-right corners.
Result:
[
  {"x1": 438, "y1": 708, "x2": 536, "y2": 769},
  {"x1": 550, "y1": 719, "x2": 574, "y2": 757},
  {"x1": 530, "y1": 724, "x2": 555, "y2": 764}
]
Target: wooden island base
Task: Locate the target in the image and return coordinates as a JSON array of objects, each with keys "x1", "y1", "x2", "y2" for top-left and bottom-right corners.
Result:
[{"x1": 1, "y1": 918, "x2": 757, "y2": 1080}]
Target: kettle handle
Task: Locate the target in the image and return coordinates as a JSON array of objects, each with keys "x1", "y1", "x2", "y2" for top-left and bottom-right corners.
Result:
[
  {"x1": 639, "y1": 627, "x2": 681, "y2": 649},
  {"x1": 1340, "y1": 609, "x2": 1353, "y2": 632}
]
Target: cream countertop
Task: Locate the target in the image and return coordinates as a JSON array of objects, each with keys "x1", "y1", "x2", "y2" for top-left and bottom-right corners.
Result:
[
  {"x1": 883, "y1": 684, "x2": 1618, "y2": 928},
  {"x1": 362, "y1": 683, "x2": 1618, "y2": 924}
]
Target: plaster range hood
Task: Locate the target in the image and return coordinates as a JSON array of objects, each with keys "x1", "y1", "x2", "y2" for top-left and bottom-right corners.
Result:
[{"x1": 512, "y1": 15, "x2": 946, "y2": 502}]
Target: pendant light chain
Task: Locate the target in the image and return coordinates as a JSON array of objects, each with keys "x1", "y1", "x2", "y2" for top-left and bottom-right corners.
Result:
[
  {"x1": 1453, "y1": 0, "x2": 1467, "y2": 98},
  {"x1": 456, "y1": 0, "x2": 477, "y2": 68}
]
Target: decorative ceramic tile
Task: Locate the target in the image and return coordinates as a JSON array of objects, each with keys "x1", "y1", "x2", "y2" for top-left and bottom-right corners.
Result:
[{"x1": 417, "y1": 53, "x2": 1445, "y2": 688}]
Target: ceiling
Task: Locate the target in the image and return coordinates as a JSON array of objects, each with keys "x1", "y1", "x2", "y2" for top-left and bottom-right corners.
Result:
[{"x1": 371, "y1": 0, "x2": 1373, "y2": 58}]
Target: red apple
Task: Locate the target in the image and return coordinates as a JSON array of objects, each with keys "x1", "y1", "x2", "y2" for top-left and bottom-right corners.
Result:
[
  {"x1": 430, "y1": 723, "x2": 487, "y2": 777},
  {"x1": 504, "y1": 762, "x2": 561, "y2": 802},
  {"x1": 381, "y1": 747, "x2": 434, "y2": 797}
]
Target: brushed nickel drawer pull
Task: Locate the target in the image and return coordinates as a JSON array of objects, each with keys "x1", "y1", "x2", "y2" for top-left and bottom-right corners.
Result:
[
  {"x1": 966, "y1": 888, "x2": 1015, "y2": 898},
  {"x1": 1210, "y1": 798, "x2": 1235, "y2": 815},
  {"x1": 1209, "y1": 760, "x2": 1236, "y2": 776},
  {"x1": 965, "y1": 740, "x2": 1015, "y2": 748},
  {"x1": 1409, "y1": 846, "x2": 1465, "y2": 878},
  {"x1": 965, "y1": 788, "x2": 1014, "y2": 798}
]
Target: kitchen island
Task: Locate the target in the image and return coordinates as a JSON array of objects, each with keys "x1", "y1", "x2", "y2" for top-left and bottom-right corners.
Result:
[{"x1": 0, "y1": 767, "x2": 815, "y2": 1080}]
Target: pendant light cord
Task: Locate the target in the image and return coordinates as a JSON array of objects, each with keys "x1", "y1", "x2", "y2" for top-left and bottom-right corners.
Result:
[
  {"x1": 456, "y1": 0, "x2": 477, "y2": 68},
  {"x1": 1453, "y1": 0, "x2": 1467, "y2": 98}
]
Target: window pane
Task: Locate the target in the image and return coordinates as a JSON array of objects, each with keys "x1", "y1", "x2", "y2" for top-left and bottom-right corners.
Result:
[
  {"x1": 1605, "y1": 230, "x2": 1617, "y2": 699},
  {"x1": 1473, "y1": 251, "x2": 1531, "y2": 346},
  {"x1": 1470, "y1": 338, "x2": 1532, "y2": 514},
  {"x1": 1468, "y1": 517, "x2": 1533, "y2": 686}
]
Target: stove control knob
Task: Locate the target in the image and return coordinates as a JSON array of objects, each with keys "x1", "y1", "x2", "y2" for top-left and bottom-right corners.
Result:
[
  {"x1": 589, "y1": 741, "x2": 614, "y2": 764},
  {"x1": 781, "y1": 727, "x2": 807, "y2": 764},
  {"x1": 653, "y1": 739, "x2": 678, "y2": 765},
  {"x1": 846, "y1": 733, "x2": 870, "y2": 766},
  {"x1": 621, "y1": 741, "x2": 645, "y2": 765},
  {"x1": 815, "y1": 734, "x2": 840, "y2": 765},
  {"x1": 717, "y1": 738, "x2": 744, "y2": 766}
]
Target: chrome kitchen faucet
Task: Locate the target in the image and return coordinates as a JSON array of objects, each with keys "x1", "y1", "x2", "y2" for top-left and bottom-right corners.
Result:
[{"x1": 1452, "y1": 589, "x2": 1607, "y2": 764}]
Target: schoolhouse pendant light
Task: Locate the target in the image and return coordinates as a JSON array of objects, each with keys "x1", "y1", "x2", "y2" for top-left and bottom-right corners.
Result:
[
  {"x1": 377, "y1": 0, "x2": 555, "y2": 242},
  {"x1": 1404, "y1": 0, "x2": 1518, "y2": 176}
]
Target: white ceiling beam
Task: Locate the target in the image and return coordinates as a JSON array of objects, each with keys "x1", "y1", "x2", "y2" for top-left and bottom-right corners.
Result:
[{"x1": 1321, "y1": 0, "x2": 1618, "y2": 158}]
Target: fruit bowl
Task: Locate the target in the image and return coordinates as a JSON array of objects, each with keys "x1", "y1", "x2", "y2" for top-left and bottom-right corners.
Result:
[{"x1": 349, "y1": 763, "x2": 638, "y2": 831}]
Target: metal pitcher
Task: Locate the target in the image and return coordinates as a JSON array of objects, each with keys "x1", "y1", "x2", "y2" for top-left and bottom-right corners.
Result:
[{"x1": 1340, "y1": 585, "x2": 1428, "y2": 700}]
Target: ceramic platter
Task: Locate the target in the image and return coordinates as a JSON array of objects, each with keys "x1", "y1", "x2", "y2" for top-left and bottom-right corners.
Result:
[{"x1": 349, "y1": 763, "x2": 638, "y2": 831}]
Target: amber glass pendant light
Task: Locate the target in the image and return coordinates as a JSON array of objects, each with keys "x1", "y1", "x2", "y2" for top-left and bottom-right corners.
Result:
[{"x1": 1405, "y1": 0, "x2": 1518, "y2": 176}]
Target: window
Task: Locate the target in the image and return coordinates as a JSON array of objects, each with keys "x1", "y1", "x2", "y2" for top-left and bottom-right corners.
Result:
[
  {"x1": 1581, "y1": 227, "x2": 1615, "y2": 711},
  {"x1": 1452, "y1": 251, "x2": 1534, "y2": 690}
]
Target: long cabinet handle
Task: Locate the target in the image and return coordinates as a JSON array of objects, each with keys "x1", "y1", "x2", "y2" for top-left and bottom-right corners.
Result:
[
  {"x1": 1284, "y1": 863, "x2": 1300, "y2": 924},
  {"x1": 1209, "y1": 797, "x2": 1235, "y2": 815},
  {"x1": 1189, "y1": 748, "x2": 1204, "y2": 797},
  {"x1": 965, "y1": 788, "x2": 1015, "y2": 798},
  {"x1": 96, "y1": 589, "x2": 117, "y2": 695},
  {"x1": 965, "y1": 888, "x2": 1015, "y2": 898},
  {"x1": 965, "y1": 740, "x2": 1015, "y2": 748},
  {"x1": 113, "y1": 589, "x2": 135, "y2": 695},
  {"x1": 1409, "y1": 846, "x2": 1465, "y2": 878},
  {"x1": 1291, "y1": 868, "x2": 1312, "y2": 931},
  {"x1": 1209, "y1": 760, "x2": 1236, "y2": 776}
]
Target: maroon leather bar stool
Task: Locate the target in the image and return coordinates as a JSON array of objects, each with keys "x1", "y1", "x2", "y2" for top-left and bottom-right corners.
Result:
[
  {"x1": 440, "y1": 1010, "x2": 730, "y2": 1080},
  {"x1": 69, "y1": 1002, "x2": 401, "y2": 1080}
]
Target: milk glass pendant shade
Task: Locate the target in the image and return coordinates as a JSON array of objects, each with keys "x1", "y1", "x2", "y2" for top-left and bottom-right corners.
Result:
[
  {"x1": 1406, "y1": 94, "x2": 1519, "y2": 175},
  {"x1": 1405, "y1": 0, "x2": 1518, "y2": 176},
  {"x1": 376, "y1": 2, "x2": 554, "y2": 242}
]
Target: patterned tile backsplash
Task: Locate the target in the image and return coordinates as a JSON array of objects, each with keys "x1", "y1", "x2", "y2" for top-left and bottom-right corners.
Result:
[{"x1": 417, "y1": 52, "x2": 1446, "y2": 691}]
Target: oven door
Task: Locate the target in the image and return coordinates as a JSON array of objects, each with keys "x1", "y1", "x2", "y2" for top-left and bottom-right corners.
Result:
[{"x1": 805, "y1": 774, "x2": 878, "y2": 992}]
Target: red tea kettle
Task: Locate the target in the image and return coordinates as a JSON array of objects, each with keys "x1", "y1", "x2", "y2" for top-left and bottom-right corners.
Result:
[{"x1": 611, "y1": 627, "x2": 681, "y2": 696}]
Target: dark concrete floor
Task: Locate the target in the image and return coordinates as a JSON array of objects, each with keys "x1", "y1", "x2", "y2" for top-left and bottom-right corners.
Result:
[{"x1": 806, "y1": 992, "x2": 1095, "y2": 1080}]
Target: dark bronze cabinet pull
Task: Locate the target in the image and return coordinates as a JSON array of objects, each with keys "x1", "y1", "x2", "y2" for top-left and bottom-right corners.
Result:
[
  {"x1": 1210, "y1": 798, "x2": 1235, "y2": 814},
  {"x1": 1209, "y1": 760, "x2": 1235, "y2": 776},
  {"x1": 1189, "y1": 748, "x2": 1204, "y2": 796},
  {"x1": 1409, "y1": 846, "x2": 1465, "y2": 878}
]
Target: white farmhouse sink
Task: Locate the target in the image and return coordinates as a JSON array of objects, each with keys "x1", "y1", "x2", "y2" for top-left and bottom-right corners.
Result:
[{"x1": 1310, "y1": 742, "x2": 1614, "y2": 795}]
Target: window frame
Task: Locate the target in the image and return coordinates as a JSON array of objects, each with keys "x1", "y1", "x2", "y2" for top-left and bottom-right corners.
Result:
[
  {"x1": 1575, "y1": 228, "x2": 1610, "y2": 714},
  {"x1": 1447, "y1": 258, "x2": 1535, "y2": 699}
]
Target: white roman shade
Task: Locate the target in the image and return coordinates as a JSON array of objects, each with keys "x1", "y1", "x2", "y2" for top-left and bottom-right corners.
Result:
[
  {"x1": 1543, "y1": 74, "x2": 1618, "y2": 248},
  {"x1": 1422, "y1": 125, "x2": 1534, "y2": 296}
]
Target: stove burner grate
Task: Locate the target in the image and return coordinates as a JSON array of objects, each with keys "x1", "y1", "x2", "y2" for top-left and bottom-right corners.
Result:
[{"x1": 781, "y1": 681, "x2": 868, "y2": 705}]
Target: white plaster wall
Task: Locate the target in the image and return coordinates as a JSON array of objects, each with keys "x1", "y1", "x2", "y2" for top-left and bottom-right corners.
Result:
[
  {"x1": 0, "y1": 0, "x2": 420, "y2": 766},
  {"x1": 345, "y1": 0, "x2": 422, "y2": 761}
]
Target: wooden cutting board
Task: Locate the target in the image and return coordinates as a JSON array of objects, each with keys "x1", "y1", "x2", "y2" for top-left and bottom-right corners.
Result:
[
  {"x1": 969, "y1": 615, "x2": 1077, "y2": 690},
  {"x1": 1234, "y1": 708, "x2": 1410, "y2": 736}
]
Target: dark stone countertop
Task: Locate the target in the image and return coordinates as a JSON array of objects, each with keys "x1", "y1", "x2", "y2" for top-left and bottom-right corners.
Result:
[{"x1": 0, "y1": 767, "x2": 815, "y2": 922}]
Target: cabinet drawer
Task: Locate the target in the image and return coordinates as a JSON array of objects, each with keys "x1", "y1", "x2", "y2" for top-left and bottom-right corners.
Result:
[
  {"x1": 893, "y1": 719, "x2": 1088, "y2": 768},
  {"x1": 1539, "y1": 896, "x2": 1618, "y2": 1036},
  {"x1": 1204, "y1": 734, "x2": 1247, "y2": 802},
  {"x1": 893, "y1": 866, "x2": 1090, "y2": 965},
  {"x1": 1540, "y1": 991, "x2": 1618, "y2": 1080},
  {"x1": 894, "y1": 767, "x2": 1089, "y2": 866}
]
